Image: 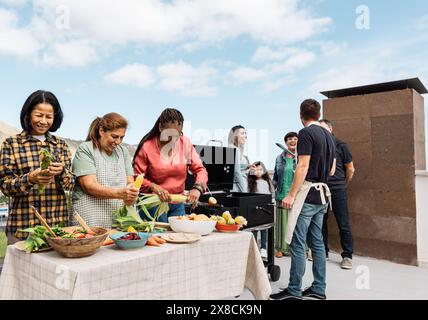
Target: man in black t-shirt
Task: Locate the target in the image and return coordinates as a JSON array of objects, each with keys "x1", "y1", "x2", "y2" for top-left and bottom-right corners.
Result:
[
  {"x1": 270, "y1": 99, "x2": 336, "y2": 301},
  {"x1": 320, "y1": 119, "x2": 355, "y2": 270}
]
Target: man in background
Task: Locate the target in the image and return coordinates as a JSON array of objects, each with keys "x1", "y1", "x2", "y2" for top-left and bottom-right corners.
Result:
[
  {"x1": 320, "y1": 119, "x2": 355, "y2": 270},
  {"x1": 270, "y1": 99, "x2": 336, "y2": 300}
]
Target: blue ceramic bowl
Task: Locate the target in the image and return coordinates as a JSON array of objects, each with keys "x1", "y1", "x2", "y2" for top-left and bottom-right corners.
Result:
[{"x1": 110, "y1": 232, "x2": 151, "y2": 250}]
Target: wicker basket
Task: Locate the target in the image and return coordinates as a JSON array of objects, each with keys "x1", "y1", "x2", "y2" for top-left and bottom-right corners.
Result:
[{"x1": 46, "y1": 227, "x2": 109, "y2": 258}]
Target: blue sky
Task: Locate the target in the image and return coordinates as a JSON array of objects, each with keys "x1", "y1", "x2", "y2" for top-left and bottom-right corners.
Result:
[{"x1": 0, "y1": 0, "x2": 427, "y2": 169}]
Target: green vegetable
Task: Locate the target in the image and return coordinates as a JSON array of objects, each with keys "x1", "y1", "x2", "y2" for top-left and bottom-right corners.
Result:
[
  {"x1": 20, "y1": 225, "x2": 49, "y2": 253},
  {"x1": 38, "y1": 148, "x2": 55, "y2": 195}
]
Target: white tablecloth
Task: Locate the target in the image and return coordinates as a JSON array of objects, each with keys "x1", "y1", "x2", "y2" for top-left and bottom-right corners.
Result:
[{"x1": 0, "y1": 231, "x2": 271, "y2": 300}]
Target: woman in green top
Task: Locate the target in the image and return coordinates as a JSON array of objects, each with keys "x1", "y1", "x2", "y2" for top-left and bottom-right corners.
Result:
[
  {"x1": 273, "y1": 132, "x2": 298, "y2": 258},
  {"x1": 71, "y1": 113, "x2": 139, "y2": 228}
]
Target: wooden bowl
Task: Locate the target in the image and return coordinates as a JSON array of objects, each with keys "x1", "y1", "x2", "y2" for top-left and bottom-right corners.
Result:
[{"x1": 46, "y1": 226, "x2": 109, "y2": 258}]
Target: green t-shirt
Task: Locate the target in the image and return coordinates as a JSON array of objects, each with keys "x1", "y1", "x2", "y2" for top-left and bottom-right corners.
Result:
[
  {"x1": 275, "y1": 157, "x2": 295, "y2": 202},
  {"x1": 72, "y1": 141, "x2": 134, "y2": 200}
]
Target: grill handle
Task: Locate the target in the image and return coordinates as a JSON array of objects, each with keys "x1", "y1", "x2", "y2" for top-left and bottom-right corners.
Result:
[
  {"x1": 255, "y1": 205, "x2": 274, "y2": 215},
  {"x1": 207, "y1": 140, "x2": 223, "y2": 147}
]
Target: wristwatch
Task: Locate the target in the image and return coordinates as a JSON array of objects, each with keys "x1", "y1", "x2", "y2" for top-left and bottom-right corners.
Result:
[{"x1": 192, "y1": 182, "x2": 204, "y2": 194}]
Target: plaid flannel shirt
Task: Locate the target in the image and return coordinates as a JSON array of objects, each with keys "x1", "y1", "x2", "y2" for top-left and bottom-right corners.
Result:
[{"x1": 0, "y1": 131, "x2": 75, "y2": 239}]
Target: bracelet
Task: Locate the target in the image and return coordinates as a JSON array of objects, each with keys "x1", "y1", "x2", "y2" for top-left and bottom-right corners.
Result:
[{"x1": 192, "y1": 183, "x2": 204, "y2": 194}]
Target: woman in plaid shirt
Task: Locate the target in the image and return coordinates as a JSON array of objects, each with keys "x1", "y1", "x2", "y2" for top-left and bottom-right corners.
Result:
[{"x1": 0, "y1": 90, "x2": 75, "y2": 244}]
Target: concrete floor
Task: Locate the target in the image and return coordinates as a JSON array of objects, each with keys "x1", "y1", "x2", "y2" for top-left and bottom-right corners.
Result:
[
  {"x1": 1, "y1": 241, "x2": 426, "y2": 300},
  {"x1": 233, "y1": 252, "x2": 428, "y2": 300}
]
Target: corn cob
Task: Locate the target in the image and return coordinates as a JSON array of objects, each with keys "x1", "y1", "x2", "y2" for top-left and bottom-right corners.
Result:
[{"x1": 134, "y1": 174, "x2": 145, "y2": 189}]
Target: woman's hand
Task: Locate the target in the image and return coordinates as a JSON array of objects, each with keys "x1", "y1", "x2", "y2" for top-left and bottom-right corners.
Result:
[
  {"x1": 28, "y1": 168, "x2": 54, "y2": 185},
  {"x1": 187, "y1": 188, "x2": 201, "y2": 204},
  {"x1": 48, "y1": 162, "x2": 64, "y2": 176},
  {"x1": 151, "y1": 184, "x2": 172, "y2": 202},
  {"x1": 247, "y1": 163, "x2": 257, "y2": 171},
  {"x1": 122, "y1": 183, "x2": 140, "y2": 206}
]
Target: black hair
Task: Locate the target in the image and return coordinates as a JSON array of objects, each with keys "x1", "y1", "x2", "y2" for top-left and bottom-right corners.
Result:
[
  {"x1": 284, "y1": 131, "x2": 298, "y2": 143},
  {"x1": 231, "y1": 125, "x2": 245, "y2": 132},
  {"x1": 133, "y1": 108, "x2": 184, "y2": 165},
  {"x1": 300, "y1": 99, "x2": 321, "y2": 121},
  {"x1": 320, "y1": 119, "x2": 333, "y2": 129},
  {"x1": 248, "y1": 161, "x2": 274, "y2": 194},
  {"x1": 20, "y1": 90, "x2": 64, "y2": 133}
]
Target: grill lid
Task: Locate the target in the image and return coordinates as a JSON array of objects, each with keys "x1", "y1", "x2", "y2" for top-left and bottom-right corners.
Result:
[{"x1": 186, "y1": 144, "x2": 236, "y2": 191}]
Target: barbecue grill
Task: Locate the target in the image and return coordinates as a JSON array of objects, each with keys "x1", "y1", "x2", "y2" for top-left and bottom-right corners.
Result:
[{"x1": 186, "y1": 143, "x2": 281, "y2": 282}]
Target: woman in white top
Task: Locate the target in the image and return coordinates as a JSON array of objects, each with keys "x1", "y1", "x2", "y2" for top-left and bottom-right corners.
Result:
[{"x1": 228, "y1": 125, "x2": 255, "y2": 193}]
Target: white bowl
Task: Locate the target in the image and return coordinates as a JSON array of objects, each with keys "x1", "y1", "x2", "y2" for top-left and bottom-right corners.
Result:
[{"x1": 168, "y1": 217, "x2": 216, "y2": 236}]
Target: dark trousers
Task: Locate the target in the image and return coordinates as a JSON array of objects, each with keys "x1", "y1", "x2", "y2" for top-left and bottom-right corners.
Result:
[
  {"x1": 252, "y1": 230, "x2": 267, "y2": 250},
  {"x1": 322, "y1": 187, "x2": 354, "y2": 259}
]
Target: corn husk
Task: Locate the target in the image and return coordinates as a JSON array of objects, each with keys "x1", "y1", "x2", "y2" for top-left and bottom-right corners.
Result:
[
  {"x1": 137, "y1": 193, "x2": 188, "y2": 221},
  {"x1": 113, "y1": 206, "x2": 154, "y2": 232}
]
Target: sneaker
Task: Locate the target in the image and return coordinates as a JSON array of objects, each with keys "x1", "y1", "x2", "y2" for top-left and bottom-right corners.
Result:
[
  {"x1": 260, "y1": 248, "x2": 267, "y2": 259},
  {"x1": 341, "y1": 257, "x2": 353, "y2": 270},
  {"x1": 270, "y1": 289, "x2": 303, "y2": 301},
  {"x1": 302, "y1": 287, "x2": 327, "y2": 300}
]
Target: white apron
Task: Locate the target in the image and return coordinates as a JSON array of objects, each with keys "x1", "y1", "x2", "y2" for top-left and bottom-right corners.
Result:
[
  {"x1": 285, "y1": 181, "x2": 332, "y2": 245},
  {"x1": 72, "y1": 148, "x2": 127, "y2": 228}
]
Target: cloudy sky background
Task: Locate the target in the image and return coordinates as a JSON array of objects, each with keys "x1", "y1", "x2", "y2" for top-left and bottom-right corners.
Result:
[{"x1": 0, "y1": 0, "x2": 427, "y2": 168}]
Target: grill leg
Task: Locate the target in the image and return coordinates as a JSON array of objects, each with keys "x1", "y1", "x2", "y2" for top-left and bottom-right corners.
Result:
[{"x1": 267, "y1": 225, "x2": 275, "y2": 266}]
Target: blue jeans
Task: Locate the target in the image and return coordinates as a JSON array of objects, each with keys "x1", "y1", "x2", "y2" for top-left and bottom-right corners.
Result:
[
  {"x1": 322, "y1": 187, "x2": 354, "y2": 259},
  {"x1": 288, "y1": 203, "x2": 328, "y2": 297},
  {"x1": 139, "y1": 203, "x2": 186, "y2": 223},
  {"x1": 252, "y1": 230, "x2": 267, "y2": 250}
]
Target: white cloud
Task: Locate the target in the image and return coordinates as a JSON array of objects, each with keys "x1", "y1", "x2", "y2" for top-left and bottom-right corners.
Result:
[
  {"x1": 0, "y1": 0, "x2": 27, "y2": 6},
  {"x1": 0, "y1": 9, "x2": 40, "y2": 58},
  {"x1": 229, "y1": 47, "x2": 315, "y2": 90},
  {"x1": 310, "y1": 63, "x2": 385, "y2": 93},
  {"x1": 268, "y1": 49, "x2": 316, "y2": 74},
  {"x1": 31, "y1": 0, "x2": 331, "y2": 47},
  {"x1": 251, "y1": 46, "x2": 316, "y2": 70},
  {"x1": 105, "y1": 61, "x2": 217, "y2": 96},
  {"x1": 415, "y1": 14, "x2": 428, "y2": 30},
  {"x1": 227, "y1": 66, "x2": 267, "y2": 84},
  {"x1": 313, "y1": 40, "x2": 347, "y2": 57},
  {"x1": 252, "y1": 46, "x2": 292, "y2": 63},
  {"x1": 104, "y1": 64, "x2": 155, "y2": 88},
  {"x1": 0, "y1": 0, "x2": 333, "y2": 67},
  {"x1": 307, "y1": 33, "x2": 428, "y2": 95},
  {"x1": 157, "y1": 62, "x2": 217, "y2": 97},
  {"x1": 42, "y1": 40, "x2": 98, "y2": 67},
  {"x1": 259, "y1": 77, "x2": 295, "y2": 94}
]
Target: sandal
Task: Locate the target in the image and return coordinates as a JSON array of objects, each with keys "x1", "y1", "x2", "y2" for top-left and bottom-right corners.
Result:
[{"x1": 275, "y1": 251, "x2": 283, "y2": 258}]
